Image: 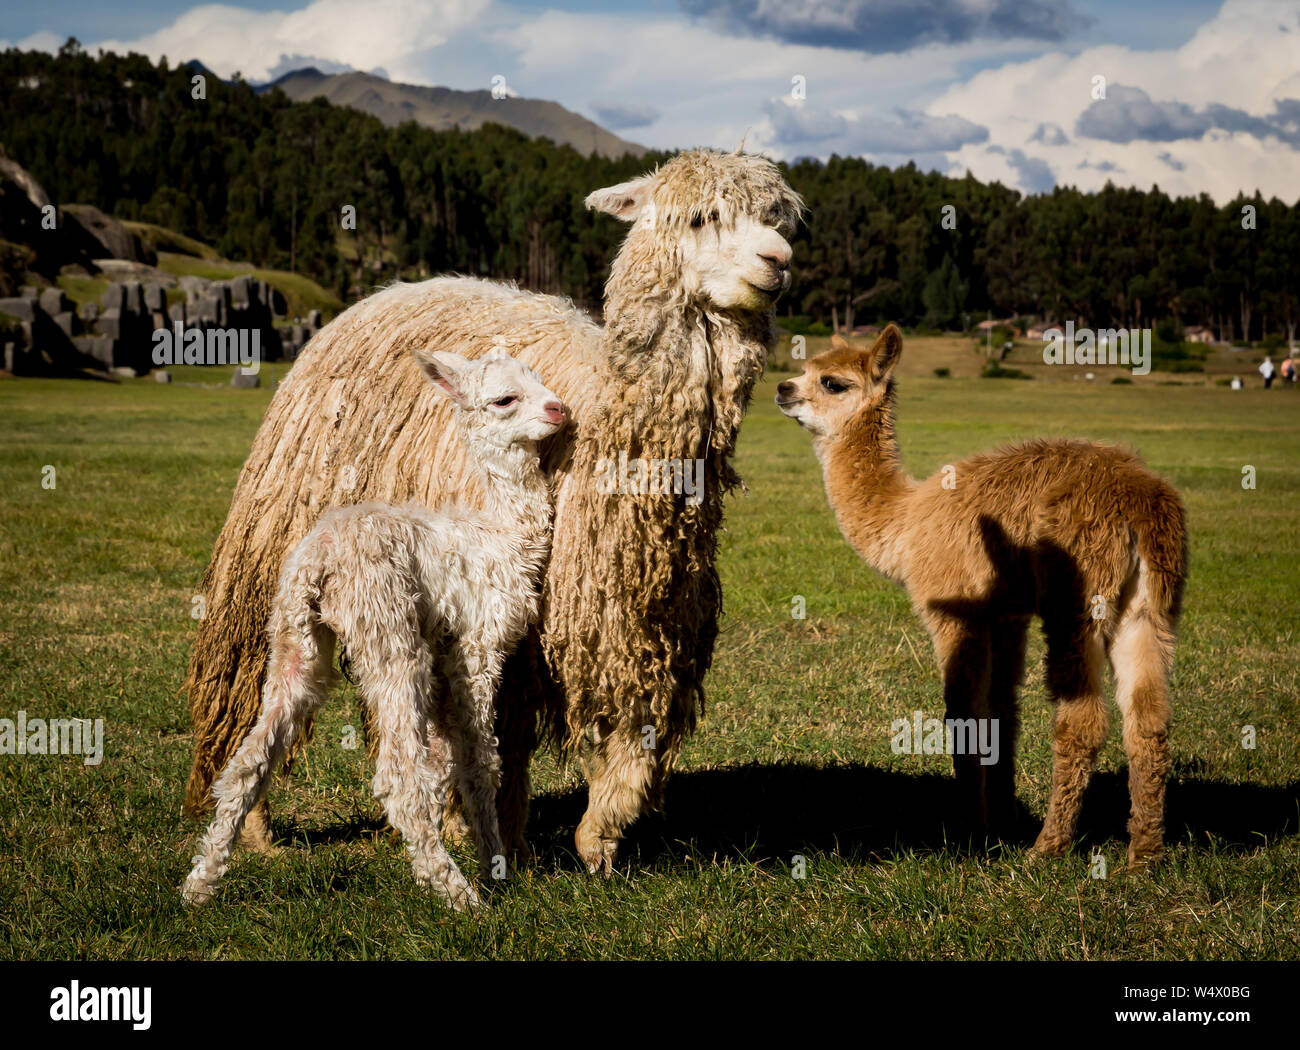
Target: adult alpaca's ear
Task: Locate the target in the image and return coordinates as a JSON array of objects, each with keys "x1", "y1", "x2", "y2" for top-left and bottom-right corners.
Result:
[
  {"x1": 585, "y1": 176, "x2": 654, "y2": 222},
  {"x1": 869, "y1": 324, "x2": 903, "y2": 383},
  {"x1": 413, "y1": 348, "x2": 469, "y2": 403}
]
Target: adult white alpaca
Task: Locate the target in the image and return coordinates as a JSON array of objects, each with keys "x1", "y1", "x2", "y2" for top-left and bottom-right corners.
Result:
[
  {"x1": 182, "y1": 349, "x2": 565, "y2": 910},
  {"x1": 185, "y1": 148, "x2": 806, "y2": 874}
]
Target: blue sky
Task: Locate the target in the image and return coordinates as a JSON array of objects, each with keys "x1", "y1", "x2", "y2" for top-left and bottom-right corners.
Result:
[
  {"x1": 0, "y1": 0, "x2": 1228, "y2": 52},
  {"x1": 2, "y1": 0, "x2": 1296, "y2": 201}
]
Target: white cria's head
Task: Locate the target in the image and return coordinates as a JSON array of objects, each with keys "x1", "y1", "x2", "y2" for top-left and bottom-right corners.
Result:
[{"x1": 413, "y1": 347, "x2": 566, "y2": 449}]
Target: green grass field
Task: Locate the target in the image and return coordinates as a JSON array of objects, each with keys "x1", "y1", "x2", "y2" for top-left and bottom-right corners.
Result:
[{"x1": 1, "y1": 356, "x2": 1297, "y2": 960}]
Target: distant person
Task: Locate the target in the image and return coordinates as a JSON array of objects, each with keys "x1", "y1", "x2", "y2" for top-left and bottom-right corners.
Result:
[
  {"x1": 1260, "y1": 356, "x2": 1275, "y2": 388},
  {"x1": 1281, "y1": 356, "x2": 1296, "y2": 385},
  {"x1": 1230, "y1": 376, "x2": 1243, "y2": 390}
]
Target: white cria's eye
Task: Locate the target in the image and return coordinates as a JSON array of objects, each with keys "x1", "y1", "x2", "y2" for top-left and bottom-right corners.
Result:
[{"x1": 492, "y1": 395, "x2": 518, "y2": 407}]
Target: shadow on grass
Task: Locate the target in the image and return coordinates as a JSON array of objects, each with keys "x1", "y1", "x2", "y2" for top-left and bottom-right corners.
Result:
[
  {"x1": 526, "y1": 762, "x2": 1300, "y2": 869},
  {"x1": 267, "y1": 762, "x2": 1300, "y2": 870}
]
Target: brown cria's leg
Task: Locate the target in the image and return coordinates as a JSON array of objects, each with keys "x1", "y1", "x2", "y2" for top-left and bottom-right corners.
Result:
[
  {"x1": 986, "y1": 616, "x2": 1030, "y2": 841},
  {"x1": 1032, "y1": 628, "x2": 1109, "y2": 858},
  {"x1": 927, "y1": 614, "x2": 994, "y2": 845},
  {"x1": 1109, "y1": 606, "x2": 1174, "y2": 865}
]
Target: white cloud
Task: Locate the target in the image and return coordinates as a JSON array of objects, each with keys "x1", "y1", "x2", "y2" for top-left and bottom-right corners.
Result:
[
  {"x1": 489, "y1": 7, "x2": 1055, "y2": 157},
  {"x1": 76, "y1": 0, "x2": 490, "y2": 84},
  {"x1": 928, "y1": 0, "x2": 1300, "y2": 199},
  {"x1": 3, "y1": 30, "x2": 65, "y2": 53},
  {"x1": 766, "y1": 97, "x2": 989, "y2": 154},
  {"x1": 11, "y1": 0, "x2": 1296, "y2": 201}
]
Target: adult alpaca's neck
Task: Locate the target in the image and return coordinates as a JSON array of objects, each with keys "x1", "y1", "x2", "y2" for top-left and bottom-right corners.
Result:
[
  {"x1": 543, "y1": 270, "x2": 774, "y2": 736},
  {"x1": 814, "y1": 389, "x2": 915, "y2": 580},
  {"x1": 601, "y1": 281, "x2": 772, "y2": 466}
]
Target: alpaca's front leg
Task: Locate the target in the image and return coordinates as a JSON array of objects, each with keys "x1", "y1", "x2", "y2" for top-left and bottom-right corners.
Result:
[
  {"x1": 928, "y1": 614, "x2": 994, "y2": 841},
  {"x1": 443, "y1": 645, "x2": 506, "y2": 878},
  {"x1": 985, "y1": 617, "x2": 1030, "y2": 839},
  {"x1": 493, "y1": 632, "x2": 548, "y2": 861},
  {"x1": 368, "y1": 658, "x2": 479, "y2": 911},
  {"x1": 574, "y1": 718, "x2": 662, "y2": 875}
]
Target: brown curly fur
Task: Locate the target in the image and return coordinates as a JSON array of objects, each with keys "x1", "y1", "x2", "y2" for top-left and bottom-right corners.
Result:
[
  {"x1": 777, "y1": 327, "x2": 1187, "y2": 864},
  {"x1": 183, "y1": 149, "x2": 805, "y2": 870}
]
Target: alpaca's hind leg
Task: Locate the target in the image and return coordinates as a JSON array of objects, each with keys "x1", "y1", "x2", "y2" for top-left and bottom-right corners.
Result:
[
  {"x1": 367, "y1": 657, "x2": 478, "y2": 911},
  {"x1": 927, "y1": 615, "x2": 993, "y2": 842},
  {"x1": 1109, "y1": 607, "x2": 1173, "y2": 865},
  {"x1": 182, "y1": 630, "x2": 332, "y2": 904},
  {"x1": 986, "y1": 616, "x2": 1029, "y2": 839},
  {"x1": 1032, "y1": 630, "x2": 1109, "y2": 858},
  {"x1": 574, "y1": 719, "x2": 655, "y2": 874}
]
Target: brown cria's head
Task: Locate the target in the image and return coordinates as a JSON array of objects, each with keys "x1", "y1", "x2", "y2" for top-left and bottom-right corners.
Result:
[
  {"x1": 586, "y1": 147, "x2": 807, "y2": 315},
  {"x1": 775, "y1": 325, "x2": 903, "y2": 438}
]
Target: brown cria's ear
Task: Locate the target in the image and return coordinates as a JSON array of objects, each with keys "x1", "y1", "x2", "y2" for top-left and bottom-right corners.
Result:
[
  {"x1": 829, "y1": 333, "x2": 851, "y2": 351},
  {"x1": 869, "y1": 324, "x2": 903, "y2": 382}
]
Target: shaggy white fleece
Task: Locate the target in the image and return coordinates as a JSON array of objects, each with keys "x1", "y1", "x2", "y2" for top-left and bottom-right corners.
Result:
[{"x1": 183, "y1": 349, "x2": 564, "y2": 910}]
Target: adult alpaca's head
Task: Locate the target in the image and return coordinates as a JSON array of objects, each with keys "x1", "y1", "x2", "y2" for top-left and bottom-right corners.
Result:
[
  {"x1": 587, "y1": 149, "x2": 806, "y2": 326},
  {"x1": 576, "y1": 148, "x2": 805, "y2": 466}
]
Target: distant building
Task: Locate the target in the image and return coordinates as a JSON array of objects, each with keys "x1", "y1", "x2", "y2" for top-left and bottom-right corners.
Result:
[
  {"x1": 1184, "y1": 326, "x2": 1216, "y2": 344},
  {"x1": 977, "y1": 318, "x2": 1022, "y2": 337}
]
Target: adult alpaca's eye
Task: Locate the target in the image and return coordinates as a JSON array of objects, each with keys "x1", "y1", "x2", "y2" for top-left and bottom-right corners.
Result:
[{"x1": 820, "y1": 376, "x2": 848, "y2": 394}]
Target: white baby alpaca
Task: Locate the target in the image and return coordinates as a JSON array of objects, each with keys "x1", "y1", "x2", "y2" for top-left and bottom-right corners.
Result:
[{"x1": 183, "y1": 348, "x2": 565, "y2": 910}]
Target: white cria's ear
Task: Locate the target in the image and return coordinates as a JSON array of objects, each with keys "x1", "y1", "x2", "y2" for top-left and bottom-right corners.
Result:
[
  {"x1": 414, "y1": 348, "x2": 472, "y2": 403},
  {"x1": 585, "y1": 175, "x2": 654, "y2": 222}
]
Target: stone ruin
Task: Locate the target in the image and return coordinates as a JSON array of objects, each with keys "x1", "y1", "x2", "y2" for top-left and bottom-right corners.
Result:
[{"x1": 0, "y1": 275, "x2": 324, "y2": 378}]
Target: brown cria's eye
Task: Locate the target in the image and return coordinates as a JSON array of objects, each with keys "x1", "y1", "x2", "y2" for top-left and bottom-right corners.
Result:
[{"x1": 820, "y1": 376, "x2": 849, "y2": 394}]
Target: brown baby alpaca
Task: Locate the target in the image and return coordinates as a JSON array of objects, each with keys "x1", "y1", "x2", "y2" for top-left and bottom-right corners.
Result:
[{"x1": 777, "y1": 326, "x2": 1187, "y2": 864}]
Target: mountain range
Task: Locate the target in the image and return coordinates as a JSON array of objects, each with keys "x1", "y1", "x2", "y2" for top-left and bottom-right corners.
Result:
[{"x1": 262, "y1": 68, "x2": 647, "y2": 160}]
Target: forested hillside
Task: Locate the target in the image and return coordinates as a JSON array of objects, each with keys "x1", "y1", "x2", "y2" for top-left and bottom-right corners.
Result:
[{"x1": 3, "y1": 42, "x2": 1296, "y2": 342}]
